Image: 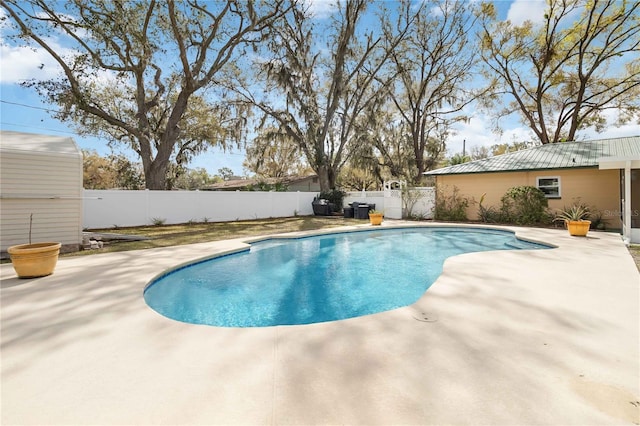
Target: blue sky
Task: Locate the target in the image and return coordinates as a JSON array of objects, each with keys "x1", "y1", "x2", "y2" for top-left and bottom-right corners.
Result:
[{"x1": 0, "y1": 0, "x2": 637, "y2": 176}]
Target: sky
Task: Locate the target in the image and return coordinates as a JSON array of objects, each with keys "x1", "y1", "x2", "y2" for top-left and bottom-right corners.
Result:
[{"x1": 0, "y1": 0, "x2": 637, "y2": 176}]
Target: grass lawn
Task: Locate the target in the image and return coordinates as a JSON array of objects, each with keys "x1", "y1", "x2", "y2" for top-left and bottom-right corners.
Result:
[
  {"x1": 629, "y1": 245, "x2": 640, "y2": 271},
  {"x1": 68, "y1": 216, "x2": 363, "y2": 257}
]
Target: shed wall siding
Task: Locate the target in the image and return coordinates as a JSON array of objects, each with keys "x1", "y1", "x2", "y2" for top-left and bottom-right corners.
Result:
[
  {"x1": 288, "y1": 179, "x2": 321, "y2": 192},
  {"x1": 1, "y1": 152, "x2": 81, "y2": 196},
  {"x1": 437, "y1": 168, "x2": 620, "y2": 225},
  {"x1": 1, "y1": 148, "x2": 83, "y2": 251}
]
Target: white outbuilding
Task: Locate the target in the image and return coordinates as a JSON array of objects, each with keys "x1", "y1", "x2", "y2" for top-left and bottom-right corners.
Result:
[{"x1": 1, "y1": 131, "x2": 83, "y2": 253}]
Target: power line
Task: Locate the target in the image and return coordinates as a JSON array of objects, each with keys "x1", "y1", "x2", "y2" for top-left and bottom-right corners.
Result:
[
  {"x1": 0, "y1": 121, "x2": 78, "y2": 136},
  {"x1": 0, "y1": 99, "x2": 60, "y2": 113},
  {"x1": 0, "y1": 121, "x2": 248, "y2": 156}
]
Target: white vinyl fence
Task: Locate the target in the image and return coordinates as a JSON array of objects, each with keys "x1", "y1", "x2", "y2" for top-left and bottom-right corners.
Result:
[
  {"x1": 344, "y1": 191, "x2": 387, "y2": 215},
  {"x1": 404, "y1": 187, "x2": 436, "y2": 219},
  {"x1": 83, "y1": 186, "x2": 435, "y2": 229},
  {"x1": 344, "y1": 186, "x2": 435, "y2": 220},
  {"x1": 83, "y1": 190, "x2": 317, "y2": 229}
]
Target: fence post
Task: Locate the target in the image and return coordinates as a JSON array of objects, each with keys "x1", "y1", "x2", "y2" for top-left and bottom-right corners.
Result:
[{"x1": 145, "y1": 189, "x2": 150, "y2": 225}]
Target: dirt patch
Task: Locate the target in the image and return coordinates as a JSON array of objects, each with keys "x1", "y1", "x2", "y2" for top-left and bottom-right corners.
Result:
[
  {"x1": 629, "y1": 245, "x2": 640, "y2": 271},
  {"x1": 571, "y1": 376, "x2": 640, "y2": 425}
]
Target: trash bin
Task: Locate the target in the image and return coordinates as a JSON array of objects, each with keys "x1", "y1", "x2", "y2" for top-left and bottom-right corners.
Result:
[
  {"x1": 356, "y1": 204, "x2": 370, "y2": 219},
  {"x1": 312, "y1": 199, "x2": 332, "y2": 216},
  {"x1": 343, "y1": 207, "x2": 354, "y2": 218}
]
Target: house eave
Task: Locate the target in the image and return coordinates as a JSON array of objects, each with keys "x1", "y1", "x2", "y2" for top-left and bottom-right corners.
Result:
[{"x1": 598, "y1": 157, "x2": 640, "y2": 170}]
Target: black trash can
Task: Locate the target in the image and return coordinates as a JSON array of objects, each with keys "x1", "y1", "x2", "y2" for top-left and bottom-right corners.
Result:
[
  {"x1": 356, "y1": 204, "x2": 370, "y2": 219},
  {"x1": 312, "y1": 199, "x2": 332, "y2": 216},
  {"x1": 343, "y1": 207, "x2": 354, "y2": 218}
]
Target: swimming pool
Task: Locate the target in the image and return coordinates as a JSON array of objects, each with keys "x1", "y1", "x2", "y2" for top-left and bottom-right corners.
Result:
[{"x1": 144, "y1": 227, "x2": 551, "y2": 327}]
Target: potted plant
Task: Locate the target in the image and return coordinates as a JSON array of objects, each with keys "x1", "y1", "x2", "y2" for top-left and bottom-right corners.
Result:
[
  {"x1": 7, "y1": 214, "x2": 61, "y2": 278},
  {"x1": 557, "y1": 204, "x2": 591, "y2": 237},
  {"x1": 368, "y1": 210, "x2": 384, "y2": 226}
]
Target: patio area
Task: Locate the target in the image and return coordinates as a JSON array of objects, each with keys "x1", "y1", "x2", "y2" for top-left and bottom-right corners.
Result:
[{"x1": 1, "y1": 222, "x2": 638, "y2": 425}]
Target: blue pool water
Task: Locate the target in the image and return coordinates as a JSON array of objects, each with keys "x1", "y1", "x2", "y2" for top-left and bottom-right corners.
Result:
[{"x1": 144, "y1": 227, "x2": 550, "y2": 327}]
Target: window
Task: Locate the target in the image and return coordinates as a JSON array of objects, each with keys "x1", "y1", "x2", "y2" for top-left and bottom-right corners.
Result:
[{"x1": 537, "y1": 176, "x2": 561, "y2": 198}]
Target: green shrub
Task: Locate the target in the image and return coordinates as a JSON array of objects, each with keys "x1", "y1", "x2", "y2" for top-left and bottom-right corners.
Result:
[
  {"x1": 589, "y1": 209, "x2": 606, "y2": 230},
  {"x1": 401, "y1": 185, "x2": 427, "y2": 219},
  {"x1": 435, "y1": 186, "x2": 471, "y2": 221},
  {"x1": 500, "y1": 186, "x2": 549, "y2": 225},
  {"x1": 557, "y1": 200, "x2": 605, "y2": 229},
  {"x1": 478, "y1": 193, "x2": 503, "y2": 223},
  {"x1": 556, "y1": 203, "x2": 591, "y2": 222},
  {"x1": 151, "y1": 217, "x2": 166, "y2": 226},
  {"x1": 318, "y1": 189, "x2": 346, "y2": 212}
]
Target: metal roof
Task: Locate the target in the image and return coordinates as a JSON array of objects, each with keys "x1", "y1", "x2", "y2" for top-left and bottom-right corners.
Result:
[
  {"x1": 0, "y1": 130, "x2": 81, "y2": 156},
  {"x1": 425, "y1": 136, "x2": 640, "y2": 175}
]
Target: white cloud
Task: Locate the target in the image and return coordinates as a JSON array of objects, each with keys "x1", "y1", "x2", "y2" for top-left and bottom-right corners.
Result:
[
  {"x1": 0, "y1": 34, "x2": 120, "y2": 88},
  {"x1": 506, "y1": 0, "x2": 547, "y2": 26},
  {"x1": 0, "y1": 8, "x2": 77, "y2": 83},
  {"x1": 304, "y1": 0, "x2": 338, "y2": 19},
  {"x1": 577, "y1": 108, "x2": 640, "y2": 141},
  {"x1": 448, "y1": 115, "x2": 496, "y2": 153},
  {"x1": 579, "y1": 124, "x2": 639, "y2": 140},
  {"x1": 447, "y1": 113, "x2": 535, "y2": 154},
  {"x1": 448, "y1": 107, "x2": 639, "y2": 156},
  {"x1": 0, "y1": 41, "x2": 64, "y2": 83}
]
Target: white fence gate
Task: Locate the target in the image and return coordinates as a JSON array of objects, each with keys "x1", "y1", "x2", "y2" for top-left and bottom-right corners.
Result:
[{"x1": 382, "y1": 182, "x2": 403, "y2": 219}]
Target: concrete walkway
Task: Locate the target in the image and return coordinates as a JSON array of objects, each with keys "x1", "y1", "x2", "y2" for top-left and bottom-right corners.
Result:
[{"x1": 1, "y1": 222, "x2": 638, "y2": 425}]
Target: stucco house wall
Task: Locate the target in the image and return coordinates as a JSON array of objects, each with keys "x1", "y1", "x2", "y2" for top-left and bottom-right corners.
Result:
[{"x1": 437, "y1": 168, "x2": 621, "y2": 224}]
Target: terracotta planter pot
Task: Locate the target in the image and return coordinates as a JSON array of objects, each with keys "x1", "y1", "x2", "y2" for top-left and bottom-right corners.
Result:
[
  {"x1": 369, "y1": 213, "x2": 383, "y2": 226},
  {"x1": 566, "y1": 220, "x2": 591, "y2": 237},
  {"x1": 8, "y1": 242, "x2": 61, "y2": 278}
]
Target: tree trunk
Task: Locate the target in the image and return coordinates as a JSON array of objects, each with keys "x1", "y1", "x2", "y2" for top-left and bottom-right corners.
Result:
[
  {"x1": 414, "y1": 151, "x2": 425, "y2": 185},
  {"x1": 145, "y1": 160, "x2": 169, "y2": 190},
  {"x1": 317, "y1": 165, "x2": 332, "y2": 192}
]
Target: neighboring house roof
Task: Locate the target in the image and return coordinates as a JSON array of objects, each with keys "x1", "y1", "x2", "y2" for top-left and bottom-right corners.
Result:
[
  {"x1": 203, "y1": 175, "x2": 318, "y2": 190},
  {"x1": 425, "y1": 136, "x2": 640, "y2": 176},
  {"x1": 204, "y1": 177, "x2": 259, "y2": 190}
]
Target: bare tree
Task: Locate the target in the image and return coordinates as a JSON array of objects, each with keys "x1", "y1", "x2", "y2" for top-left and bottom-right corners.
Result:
[
  {"x1": 232, "y1": 0, "x2": 407, "y2": 191},
  {"x1": 2, "y1": 0, "x2": 289, "y2": 189},
  {"x1": 479, "y1": 0, "x2": 640, "y2": 144},
  {"x1": 374, "y1": 0, "x2": 480, "y2": 183}
]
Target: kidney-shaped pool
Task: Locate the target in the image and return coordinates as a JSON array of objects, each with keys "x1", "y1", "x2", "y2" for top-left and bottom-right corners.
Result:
[{"x1": 143, "y1": 227, "x2": 551, "y2": 327}]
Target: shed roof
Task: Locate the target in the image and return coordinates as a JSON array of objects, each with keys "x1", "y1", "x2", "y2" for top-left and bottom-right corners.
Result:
[
  {"x1": 425, "y1": 136, "x2": 640, "y2": 176},
  {"x1": 0, "y1": 131, "x2": 81, "y2": 157}
]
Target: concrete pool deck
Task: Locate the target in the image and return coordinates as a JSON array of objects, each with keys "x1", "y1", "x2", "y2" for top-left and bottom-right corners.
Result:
[{"x1": 1, "y1": 222, "x2": 639, "y2": 425}]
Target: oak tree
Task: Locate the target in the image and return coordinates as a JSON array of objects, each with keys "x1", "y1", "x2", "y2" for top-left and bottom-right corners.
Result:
[
  {"x1": 373, "y1": 0, "x2": 480, "y2": 183},
  {"x1": 233, "y1": 0, "x2": 406, "y2": 191},
  {"x1": 479, "y1": 0, "x2": 640, "y2": 144},
  {"x1": 2, "y1": 0, "x2": 288, "y2": 189}
]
